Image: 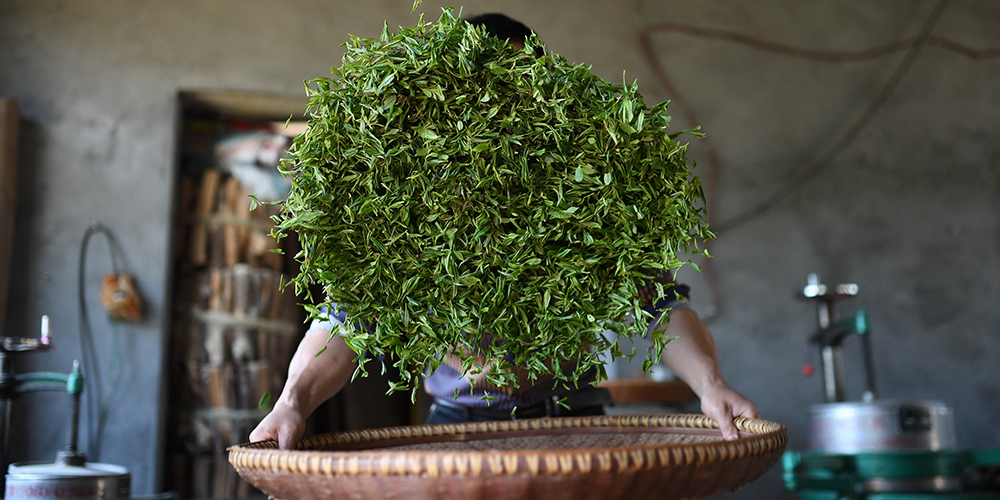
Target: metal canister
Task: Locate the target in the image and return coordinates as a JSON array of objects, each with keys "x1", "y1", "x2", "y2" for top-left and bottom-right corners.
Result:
[
  {"x1": 5, "y1": 461, "x2": 130, "y2": 500},
  {"x1": 808, "y1": 400, "x2": 957, "y2": 454}
]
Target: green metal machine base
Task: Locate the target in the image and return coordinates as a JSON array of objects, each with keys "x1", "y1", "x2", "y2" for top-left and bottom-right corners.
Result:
[
  {"x1": 783, "y1": 448, "x2": 1000, "y2": 500},
  {"x1": 796, "y1": 492, "x2": 1000, "y2": 500}
]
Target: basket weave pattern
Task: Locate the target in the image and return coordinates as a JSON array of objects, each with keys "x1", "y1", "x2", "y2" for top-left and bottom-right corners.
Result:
[{"x1": 229, "y1": 414, "x2": 787, "y2": 500}]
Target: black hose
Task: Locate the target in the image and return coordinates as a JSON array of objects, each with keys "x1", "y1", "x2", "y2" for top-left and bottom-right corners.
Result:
[{"x1": 77, "y1": 222, "x2": 126, "y2": 460}]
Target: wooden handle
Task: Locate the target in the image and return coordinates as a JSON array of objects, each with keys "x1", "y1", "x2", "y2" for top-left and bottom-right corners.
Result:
[{"x1": 0, "y1": 98, "x2": 20, "y2": 336}]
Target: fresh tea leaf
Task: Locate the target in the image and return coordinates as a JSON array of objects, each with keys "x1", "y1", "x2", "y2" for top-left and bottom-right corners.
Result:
[{"x1": 273, "y1": 8, "x2": 711, "y2": 393}]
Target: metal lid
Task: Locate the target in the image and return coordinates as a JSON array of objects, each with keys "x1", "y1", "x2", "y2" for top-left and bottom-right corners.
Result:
[
  {"x1": 810, "y1": 400, "x2": 953, "y2": 414},
  {"x1": 7, "y1": 462, "x2": 130, "y2": 478}
]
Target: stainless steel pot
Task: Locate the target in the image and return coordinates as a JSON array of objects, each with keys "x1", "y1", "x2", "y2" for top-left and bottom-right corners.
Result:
[
  {"x1": 808, "y1": 400, "x2": 957, "y2": 453},
  {"x1": 5, "y1": 461, "x2": 130, "y2": 500}
]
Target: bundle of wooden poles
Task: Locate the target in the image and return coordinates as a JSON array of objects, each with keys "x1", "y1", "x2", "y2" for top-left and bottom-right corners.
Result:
[{"x1": 168, "y1": 166, "x2": 304, "y2": 498}]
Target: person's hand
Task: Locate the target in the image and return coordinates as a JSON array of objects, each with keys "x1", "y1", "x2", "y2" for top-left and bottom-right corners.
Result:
[
  {"x1": 249, "y1": 402, "x2": 307, "y2": 450},
  {"x1": 698, "y1": 383, "x2": 759, "y2": 441}
]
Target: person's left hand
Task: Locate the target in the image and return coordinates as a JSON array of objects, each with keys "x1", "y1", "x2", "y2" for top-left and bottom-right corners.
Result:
[{"x1": 698, "y1": 383, "x2": 759, "y2": 441}]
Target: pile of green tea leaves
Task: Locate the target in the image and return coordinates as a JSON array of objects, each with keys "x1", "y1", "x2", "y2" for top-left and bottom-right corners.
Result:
[{"x1": 269, "y1": 8, "x2": 712, "y2": 396}]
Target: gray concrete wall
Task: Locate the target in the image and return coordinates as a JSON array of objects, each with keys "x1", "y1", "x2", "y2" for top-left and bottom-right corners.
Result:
[{"x1": 1, "y1": 1, "x2": 998, "y2": 498}]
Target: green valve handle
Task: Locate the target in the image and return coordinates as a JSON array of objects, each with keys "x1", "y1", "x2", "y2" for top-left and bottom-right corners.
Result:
[
  {"x1": 855, "y1": 307, "x2": 869, "y2": 335},
  {"x1": 66, "y1": 360, "x2": 83, "y2": 395}
]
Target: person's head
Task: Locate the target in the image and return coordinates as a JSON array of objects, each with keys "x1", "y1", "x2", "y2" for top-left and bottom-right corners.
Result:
[{"x1": 464, "y1": 13, "x2": 538, "y2": 53}]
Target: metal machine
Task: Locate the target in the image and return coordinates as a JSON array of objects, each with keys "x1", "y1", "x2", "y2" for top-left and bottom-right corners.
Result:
[
  {"x1": 782, "y1": 274, "x2": 1000, "y2": 499},
  {"x1": 1, "y1": 316, "x2": 131, "y2": 500}
]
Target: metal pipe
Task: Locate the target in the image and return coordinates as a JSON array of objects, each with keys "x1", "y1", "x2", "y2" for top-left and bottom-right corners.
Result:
[
  {"x1": 817, "y1": 301, "x2": 831, "y2": 329},
  {"x1": 1, "y1": 397, "x2": 9, "y2": 473},
  {"x1": 821, "y1": 345, "x2": 847, "y2": 402},
  {"x1": 1, "y1": 352, "x2": 14, "y2": 475},
  {"x1": 857, "y1": 309, "x2": 879, "y2": 402}
]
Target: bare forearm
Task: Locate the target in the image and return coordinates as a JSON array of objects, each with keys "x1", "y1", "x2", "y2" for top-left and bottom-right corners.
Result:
[
  {"x1": 276, "y1": 327, "x2": 357, "y2": 417},
  {"x1": 658, "y1": 307, "x2": 758, "y2": 439},
  {"x1": 251, "y1": 327, "x2": 356, "y2": 448},
  {"x1": 658, "y1": 308, "x2": 724, "y2": 396}
]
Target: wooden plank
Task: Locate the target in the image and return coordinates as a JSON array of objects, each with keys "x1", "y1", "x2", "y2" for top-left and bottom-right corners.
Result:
[
  {"x1": 223, "y1": 177, "x2": 242, "y2": 267},
  {"x1": 255, "y1": 360, "x2": 271, "y2": 404},
  {"x1": 233, "y1": 182, "x2": 251, "y2": 264},
  {"x1": 167, "y1": 453, "x2": 189, "y2": 500},
  {"x1": 212, "y1": 455, "x2": 233, "y2": 499},
  {"x1": 191, "y1": 456, "x2": 212, "y2": 500},
  {"x1": 172, "y1": 176, "x2": 195, "y2": 261},
  {"x1": 189, "y1": 169, "x2": 221, "y2": 266},
  {"x1": 0, "y1": 98, "x2": 19, "y2": 337}
]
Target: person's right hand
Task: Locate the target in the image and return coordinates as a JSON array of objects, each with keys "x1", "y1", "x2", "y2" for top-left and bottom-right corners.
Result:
[{"x1": 249, "y1": 402, "x2": 307, "y2": 450}]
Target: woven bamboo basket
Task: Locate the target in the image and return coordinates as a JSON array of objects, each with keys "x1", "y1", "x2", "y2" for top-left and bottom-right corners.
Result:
[{"x1": 229, "y1": 414, "x2": 787, "y2": 500}]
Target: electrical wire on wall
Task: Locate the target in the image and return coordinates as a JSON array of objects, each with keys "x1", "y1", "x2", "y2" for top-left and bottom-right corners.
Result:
[
  {"x1": 638, "y1": 0, "x2": 1000, "y2": 319},
  {"x1": 77, "y1": 222, "x2": 142, "y2": 460}
]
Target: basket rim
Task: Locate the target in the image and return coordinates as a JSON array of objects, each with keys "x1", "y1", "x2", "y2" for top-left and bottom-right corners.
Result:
[{"x1": 228, "y1": 414, "x2": 788, "y2": 477}]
